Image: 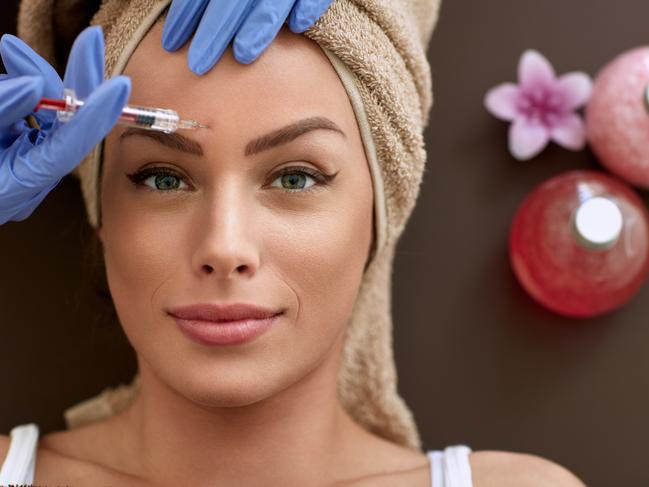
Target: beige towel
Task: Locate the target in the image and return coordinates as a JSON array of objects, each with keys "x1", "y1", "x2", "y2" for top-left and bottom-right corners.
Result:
[{"x1": 17, "y1": 0, "x2": 440, "y2": 450}]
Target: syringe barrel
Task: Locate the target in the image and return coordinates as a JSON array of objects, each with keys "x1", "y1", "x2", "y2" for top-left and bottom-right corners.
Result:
[
  {"x1": 55, "y1": 88, "x2": 181, "y2": 133},
  {"x1": 118, "y1": 106, "x2": 180, "y2": 133}
]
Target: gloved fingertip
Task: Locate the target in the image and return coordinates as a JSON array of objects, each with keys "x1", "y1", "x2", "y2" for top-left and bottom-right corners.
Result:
[
  {"x1": 161, "y1": 20, "x2": 183, "y2": 51},
  {"x1": 0, "y1": 33, "x2": 14, "y2": 48},
  {"x1": 189, "y1": 53, "x2": 217, "y2": 76},
  {"x1": 76, "y1": 25, "x2": 103, "y2": 42},
  {"x1": 287, "y1": 8, "x2": 309, "y2": 33},
  {"x1": 0, "y1": 34, "x2": 22, "y2": 58},
  {"x1": 190, "y1": 63, "x2": 208, "y2": 76},
  {"x1": 87, "y1": 25, "x2": 104, "y2": 36},
  {"x1": 64, "y1": 25, "x2": 106, "y2": 96},
  {"x1": 235, "y1": 53, "x2": 256, "y2": 65},
  {"x1": 1, "y1": 32, "x2": 43, "y2": 59},
  {"x1": 232, "y1": 42, "x2": 257, "y2": 65},
  {"x1": 288, "y1": 20, "x2": 308, "y2": 33},
  {"x1": 106, "y1": 75, "x2": 132, "y2": 105},
  {"x1": 72, "y1": 26, "x2": 105, "y2": 60},
  {"x1": 0, "y1": 33, "x2": 20, "y2": 48},
  {"x1": 163, "y1": 0, "x2": 212, "y2": 53},
  {"x1": 289, "y1": 0, "x2": 332, "y2": 33},
  {"x1": 161, "y1": 36, "x2": 177, "y2": 52},
  {"x1": 187, "y1": 18, "x2": 233, "y2": 76},
  {"x1": 81, "y1": 26, "x2": 105, "y2": 55}
]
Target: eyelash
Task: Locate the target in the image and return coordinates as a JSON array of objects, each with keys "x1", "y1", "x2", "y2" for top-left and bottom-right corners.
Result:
[{"x1": 126, "y1": 165, "x2": 338, "y2": 195}]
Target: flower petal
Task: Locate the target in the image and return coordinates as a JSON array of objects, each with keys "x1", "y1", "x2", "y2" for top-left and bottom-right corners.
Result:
[
  {"x1": 549, "y1": 113, "x2": 587, "y2": 150},
  {"x1": 519, "y1": 49, "x2": 556, "y2": 88},
  {"x1": 484, "y1": 83, "x2": 520, "y2": 121},
  {"x1": 508, "y1": 116, "x2": 551, "y2": 160},
  {"x1": 556, "y1": 72, "x2": 593, "y2": 110}
]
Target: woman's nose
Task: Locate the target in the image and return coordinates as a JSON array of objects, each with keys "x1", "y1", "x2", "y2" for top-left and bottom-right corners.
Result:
[{"x1": 190, "y1": 184, "x2": 261, "y2": 280}]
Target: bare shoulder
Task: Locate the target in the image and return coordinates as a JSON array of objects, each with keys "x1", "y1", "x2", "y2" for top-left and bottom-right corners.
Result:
[
  {"x1": 0, "y1": 433, "x2": 10, "y2": 465},
  {"x1": 469, "y1": 450, "x2": 586, "y2": 487}
]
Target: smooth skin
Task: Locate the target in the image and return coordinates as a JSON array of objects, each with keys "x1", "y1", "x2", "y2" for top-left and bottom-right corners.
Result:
[{"x1": 0, "y1": 19, "x2": 586, "y2": 487}]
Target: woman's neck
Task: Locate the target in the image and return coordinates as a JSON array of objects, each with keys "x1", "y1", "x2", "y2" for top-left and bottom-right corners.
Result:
[{"x1": 111, "y1": 341, "x2": 369, "y2": 485}]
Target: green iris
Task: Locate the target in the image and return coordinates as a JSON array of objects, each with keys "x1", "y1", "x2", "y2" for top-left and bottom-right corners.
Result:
[
  {"x1": 154, "y1": 174, "x2": 182, "y2": 190},
  {"x1": 281, "y1": 173, "x2": 307, "y2": 190}
]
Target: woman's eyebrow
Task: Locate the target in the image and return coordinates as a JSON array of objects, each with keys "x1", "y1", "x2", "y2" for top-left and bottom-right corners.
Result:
[
  {"x1": 119, "y1": 127, "x2": 204, "y2": 156},
  {"x1": 118, "y1": 116, "x2": 346, "y2": 157},
  {"x1": 244, "y1": 116, "x2": 346, "y2": 156}
]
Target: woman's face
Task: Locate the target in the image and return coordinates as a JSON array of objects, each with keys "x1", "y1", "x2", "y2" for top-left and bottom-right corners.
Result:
[{"x1": 99, "y1": 20, "x2": 374, "y2": 407}]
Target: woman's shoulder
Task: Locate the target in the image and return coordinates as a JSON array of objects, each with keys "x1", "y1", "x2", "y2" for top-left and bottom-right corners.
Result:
[
  {"x1": 469, "y1": 450, "x2": 586, "y2": 487},
  {"x1": 0, "y1": 433, "x2": 9, "y2": 464}
]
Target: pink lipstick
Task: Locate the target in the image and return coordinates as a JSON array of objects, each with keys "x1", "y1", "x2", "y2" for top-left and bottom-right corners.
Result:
[{"x1": 167, "y1": 303, "x2": 283, "y2": 346}]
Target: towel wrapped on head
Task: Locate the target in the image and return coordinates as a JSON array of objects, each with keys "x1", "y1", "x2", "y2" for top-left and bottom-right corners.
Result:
[{"x1": 17, "y1": 0, "x2": 440, "y2": 450}]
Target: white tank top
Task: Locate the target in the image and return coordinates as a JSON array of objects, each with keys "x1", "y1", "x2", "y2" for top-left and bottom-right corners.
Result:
[{"x1": 0, "y1": 423, "x2": 474, "y2": 486}]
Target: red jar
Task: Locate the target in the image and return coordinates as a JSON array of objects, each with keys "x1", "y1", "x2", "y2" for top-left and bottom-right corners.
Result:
[{"x1": 509, "y1": 170, "x2": 649, "y2": 317}]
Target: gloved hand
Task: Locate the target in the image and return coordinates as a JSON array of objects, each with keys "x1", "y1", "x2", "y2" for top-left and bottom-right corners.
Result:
[
  {"x1": 0, "y1": 26, "x2": 131, "y2": 225},
  {"x1": 161, "y1": 0, "x2": 334, "y2": 75}
]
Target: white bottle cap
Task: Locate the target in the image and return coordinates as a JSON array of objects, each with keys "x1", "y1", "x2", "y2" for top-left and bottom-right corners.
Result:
[{"x1": 573, "y1": 196, "x2": 623, "y2": 250}]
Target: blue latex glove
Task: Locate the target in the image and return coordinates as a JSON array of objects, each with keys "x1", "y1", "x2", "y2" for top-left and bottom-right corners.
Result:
[
  {"x1": 161, "y1": 0, "x2": 334, "y2": 75},
  {"x1": 0, "y1": 26, "x2": 131, "y2": 225}
]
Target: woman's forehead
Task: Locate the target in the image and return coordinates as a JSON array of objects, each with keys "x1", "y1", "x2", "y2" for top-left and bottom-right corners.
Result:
[{"x1": 121, "y1": 22, "x2": 355, "y2": 129}]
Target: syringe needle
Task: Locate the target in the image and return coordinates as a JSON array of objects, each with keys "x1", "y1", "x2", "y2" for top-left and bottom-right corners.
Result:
[{"x1": 177, "y1": 119, "x2": 210, "y2": 130}]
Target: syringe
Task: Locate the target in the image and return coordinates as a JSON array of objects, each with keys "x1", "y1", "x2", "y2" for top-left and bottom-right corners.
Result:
[{"x1": 30, "y1": 88, "x2": 209, "y2": 134}]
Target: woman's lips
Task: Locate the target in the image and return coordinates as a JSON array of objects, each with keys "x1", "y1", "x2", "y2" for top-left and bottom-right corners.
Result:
[{"x1": 172, "y1": 313, "x2": 281, "y2": 346}]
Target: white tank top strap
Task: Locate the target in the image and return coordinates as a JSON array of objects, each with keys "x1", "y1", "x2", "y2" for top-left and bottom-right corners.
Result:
[
  {"x1": 426, "y1": 445, "x2": 473, "y2": 487},
  {"x1": 0, "y1": 423, "x2": 39, "y2": 486},
  {"x1": 428, "y1": 450, "x2": 445, "y2": 486}
]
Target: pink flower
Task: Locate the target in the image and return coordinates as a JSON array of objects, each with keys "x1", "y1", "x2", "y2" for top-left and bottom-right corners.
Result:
[{"x1": 484, "y1": 49, "x2": 593, "y2": 161}]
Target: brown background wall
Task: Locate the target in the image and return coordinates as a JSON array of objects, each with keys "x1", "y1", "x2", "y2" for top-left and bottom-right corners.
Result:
[{"x1": 2, "y1": 1, "x2": 649, "y2": 485}]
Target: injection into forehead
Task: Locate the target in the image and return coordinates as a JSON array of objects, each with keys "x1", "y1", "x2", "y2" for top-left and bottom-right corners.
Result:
[{"x1": 118, "y1": 116, "x2": 346, "y2": 157}]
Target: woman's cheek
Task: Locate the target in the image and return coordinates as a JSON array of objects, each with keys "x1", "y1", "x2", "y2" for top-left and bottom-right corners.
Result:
[
  {"x1": 102, "y1": 212, "x2": 184, "y2": 331},
  {"x1": 266, "y1": 196, "x2": 371, "y2": 336}
]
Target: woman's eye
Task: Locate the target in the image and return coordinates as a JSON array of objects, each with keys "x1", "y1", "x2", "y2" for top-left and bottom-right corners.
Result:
[
  {"x1": 126, "y1": 165, "x2": 337, "y2": 194},
  {"x1": 126, "y1": 167, "x2": 188, "y2": 192},
  {"x1": 269, "y1": 167, "x2": 328, "y2": 193}
]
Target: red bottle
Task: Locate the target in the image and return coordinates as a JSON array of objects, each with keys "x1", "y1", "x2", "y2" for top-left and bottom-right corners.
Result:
[{"x1": 509, "y1": 170, "x2": 649, "y2": 318}]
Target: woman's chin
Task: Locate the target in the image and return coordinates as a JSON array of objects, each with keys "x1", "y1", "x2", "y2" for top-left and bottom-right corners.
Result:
[{"x1": 157, "y1": 364, "x2": 293, "y2": 409}]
